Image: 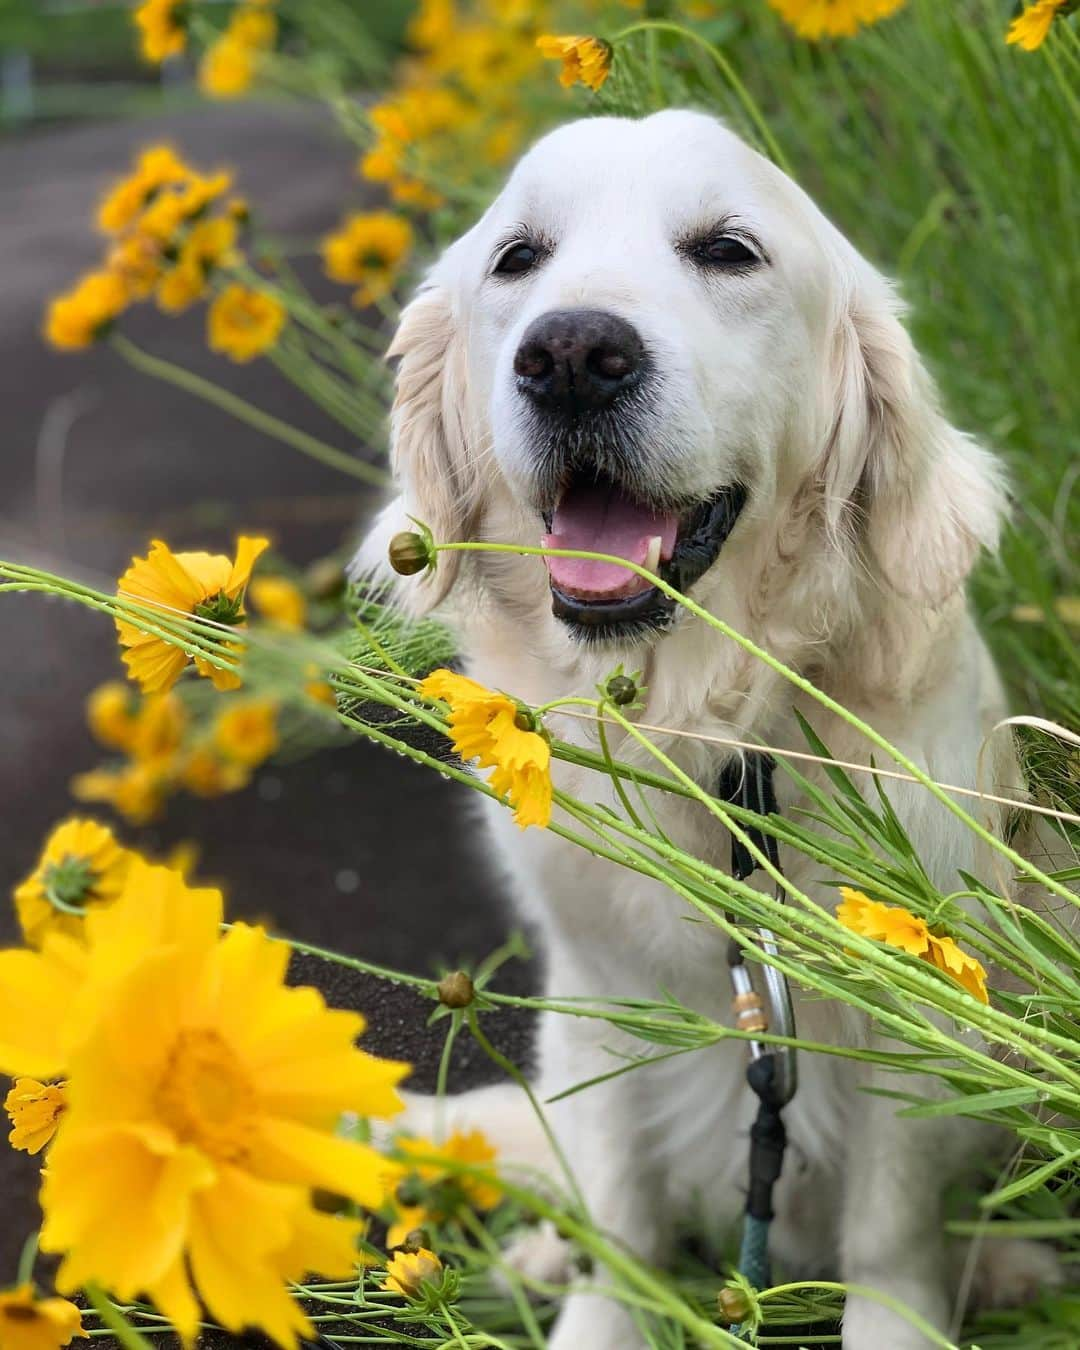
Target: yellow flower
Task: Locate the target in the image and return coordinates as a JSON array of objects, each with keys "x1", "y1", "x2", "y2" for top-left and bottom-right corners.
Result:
[
  {"x1": 43, "y1": 271, "x2": 129, "y2": 351},
  {"x1": 179, "y1": 747, "x2": 250, "y2": 798},
  {"x1": 208, "y1": 285, "x2": 287, "y2": 362},
  {"x1": 384, "y1": 1248, "x2": 443, "y2": 1298},
  {"x1": 836, "y1": 888, "x2": 989, "y2": 1003},
  {"x1": 386, "y1": 1129, "x2": 501, "y2": 1247},
  {"x1": 0, "y1": 1285, "x2": 85, "y2": 1350},
  {"x1": 133, "y1": 0, "x2": 187, "y2": 63},
  {"x1": 250, "y1": 576, "x2": 307, "y2": 630},
  {"x1": 1008, "y1": 0, "x2": 1068, "y2": 49},
  {"x1": 116, "y1": 536, "x2": 269, "y2": 693},
  {"x1": 766, "y1": 0, "x2": 906, "y2": 39},
  {"x1": 536, "y1": 34, "x2": 613, "y2": 91},
  {"x1": 70, "y1": 761, "x2": 172, "y2": 826},
  {"x1": 86, "y1": 682, "x2": 139, "y2": 753},
  {"x1": 418, "y1": 669, "x2": 551, "y2": 828},
  {"x1": 155, "y1": 217, "x2": 239, "y2": 314},
  {"x1": 154, "y1": 265, "x2": 202, "y2": 313},
  {"x1": 96, "y1": 145, "x2": 191, "y2": 234},
  {"x1": 214, "y1": 699, "x2": 279, "y2": 768},
  {"x1": 408, "y1": 0, "x2": 458, "y2": 50},
  {"x1": 200, "y1": 7, "x2": 277, "y2": 98},
  {"x1": 106, "y1": 233, "x2": 163, "y2": 299},
  {"x1": 926, "y1": 933, "x2": 990, "y2": 1005},
  {"x1": 321, "y1": 213, "x2": 414, "y2": 309},
  {"x1": 13, "y1": 820, "x2": 135, "y2": 949},
  {"x1": 4, "y1": 1079, "x2": 67, "y2": 1155},
  {"x1": 137, "y1": 170, "x2": 233, "y2": 245},
  {"x1": 0, "y1": 860, "x2": 409, "y2": 1347}
]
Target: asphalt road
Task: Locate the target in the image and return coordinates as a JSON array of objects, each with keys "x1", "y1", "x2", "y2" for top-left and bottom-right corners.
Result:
[{"x1": 0, "y1": 100, "x2": 536, "y2": 1322}]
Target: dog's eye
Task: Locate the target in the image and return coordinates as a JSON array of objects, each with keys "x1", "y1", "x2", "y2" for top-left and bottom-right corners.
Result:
[
  {"x1": 494, "y1": 242, "x2": 541, "y2": 276},
  {"x1": 693, "y1": 235, "x2": 759, "y2": 268}
]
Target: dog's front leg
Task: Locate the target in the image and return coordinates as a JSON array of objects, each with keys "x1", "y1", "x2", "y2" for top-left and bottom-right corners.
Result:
[
  {"x1": 840, "y1": 1054, "x2": 991, "y2": 1349},
  {"x1": 537, "y1": 1009, "x2": 673, "y2": 1350}
]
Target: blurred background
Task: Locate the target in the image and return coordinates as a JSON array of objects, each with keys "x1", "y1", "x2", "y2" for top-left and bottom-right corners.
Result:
[{"x1": 0, "y1": 0, "x2": 534, "y2": 1281}]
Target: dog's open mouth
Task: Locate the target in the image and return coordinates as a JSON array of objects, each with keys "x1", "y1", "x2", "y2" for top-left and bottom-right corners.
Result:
[{"x1": 540, "y1": 473, "x2": 747, "y2": 637}]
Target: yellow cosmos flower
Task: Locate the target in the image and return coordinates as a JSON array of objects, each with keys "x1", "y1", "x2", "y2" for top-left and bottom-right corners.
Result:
[
  {"x1": 536, "y1": 34, "x2": 613, "y2": 91},
  {"x1": 137, "y1": 170, "x2": 233, "y2": 245},
  {"x1": 384, "y1": 1248, "x2": 443, "y2": 1298},
  {"x1": 0, "y1": 860, "x2": 409, "y2": 1347},
  {"x1": 0, "y1": 1285, "x2": 85, "y2": 1350},
  {"x1": 249, "y1": 576, "x2": 308, "y2": 630},
  {"x1": 926, "y1": 932, "x2": 989, "y2": 1004},
  {"x1": 155, "y1": 217, "x2": 239, "y2": 314},
  {"x1": 322, "y1": 213, "x2": 414, "y2": 309},
  {"x1": 97, "y1": 144, "x2": 191, "y2": 235},
  {"x1": 179, "y1": 747, "x2": 250, "y2": 798},
  {"x1": 214, "y1": 699, "x2": 279, "y2": 768},
  {"x1": 766, "y1": 0, "x2": 906, "y2": 39},
  {"x1": 43, "y1": 271, "x2": 129, "y2": 351},
  {"x1": 4, "y1": 1079, "x2": 67, "y2": 1155},
  {"x1": 200, "y1": 7, "x2": 278, "y2": 98},
  {"x1": 1008, "y1": 0, "x2": 1068, "y2": 49},
  {"x1": 13, "y1": 819, "x2": 135, "y2": 949},
  {"x1": 86, "y1": 682, "x2": 138, "y2": 752},
  {"x1": 106, "y1": 233, "x2": 163, "y2": 298},
  {"x1": 417, "y1": 670, "x2": 551, "y2": 829},
  {"x1": 116, "y1": 536, "x2": 269, "y2": 694},
  {"x1": 386, "y1": 1128, "x2": 501, "y2": 1247},
  {"x1": 408, "y1": 0, "x2": 457, "y2": 50},
  {"x1": 836, "y1": 887, "x2": 989, "y2": 1003},
  {"x1": 133, "y1": 0, "x2": 187, "y2": 63},
  {"x1": 70, "y1": 761, "x2": 171, "y2": 826},
  {"x1": 208, "y1": 285, "x2": 287, "y2": 362}
]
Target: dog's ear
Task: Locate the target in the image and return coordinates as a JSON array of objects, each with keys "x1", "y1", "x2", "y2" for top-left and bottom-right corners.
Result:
[
  {"x1": 354, "y1": 282, "x2": 482, "y2": 613},
  {"x1": 821, "y1": 265, "x2": 1007, "y2": 606}
]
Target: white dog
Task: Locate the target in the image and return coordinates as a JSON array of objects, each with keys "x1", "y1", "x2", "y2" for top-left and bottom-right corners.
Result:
[{"x1": 359, "y1": 110, "x2": 1060, "y2": 1348}]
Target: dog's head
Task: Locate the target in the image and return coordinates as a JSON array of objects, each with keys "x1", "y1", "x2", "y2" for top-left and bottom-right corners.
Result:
[{"x1": 361, "y1": 110, "x2": 1004, "y2": 654}]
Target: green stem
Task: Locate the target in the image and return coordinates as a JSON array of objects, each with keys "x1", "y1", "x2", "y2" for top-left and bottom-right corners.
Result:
[
  {"x1": 85, "y1": 1285, "x2": 156, "y2": 1350},
  {"x1": 434, "y1": 540, "x2": 1078, "y2": 911},
  {"x1": 758, "y1": 1282, "x2": 957, "y2": 1349},
  {"x1": 614, "y1": 21, "x2": 793, "y2": 174},
  {"x1": 111, "y1": 334, "x2": 387, "y2": 486},
  {"x1": 465, "y1": 1009, "x2": 589, "y2": 1218},
  {"x1": 15, "y1": 1233, "x2": 38, "y2": 1286}
]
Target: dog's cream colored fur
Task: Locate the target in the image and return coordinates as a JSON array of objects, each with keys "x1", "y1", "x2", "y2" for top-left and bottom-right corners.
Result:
[{"x1": 358, "y1": 111, "x2": 1060, "y2": 1347}]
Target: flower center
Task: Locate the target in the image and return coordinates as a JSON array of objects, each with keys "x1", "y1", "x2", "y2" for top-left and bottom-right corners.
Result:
[
  {"x1": 154, "y1": 1029, "x2": 256, "y2": 1162},
  {"x1": 4, "y1": 1306, "x2": 44, "y2": 1324},
  {"x1": 41, "y1": 854, "x2": 96, "y2": 913},
  {"x1": 195, "y1": 590, "x2": 244, "y2": 624}
]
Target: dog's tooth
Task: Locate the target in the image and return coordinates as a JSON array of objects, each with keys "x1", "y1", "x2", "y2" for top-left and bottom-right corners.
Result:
[{"x1": 644, "y1": 535, "x2": 662, "y2": 575}]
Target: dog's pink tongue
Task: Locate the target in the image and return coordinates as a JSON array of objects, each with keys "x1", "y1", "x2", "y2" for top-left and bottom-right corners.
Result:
[{"x1": 542, "y1": 481, "x2": 678, "y2": 600}]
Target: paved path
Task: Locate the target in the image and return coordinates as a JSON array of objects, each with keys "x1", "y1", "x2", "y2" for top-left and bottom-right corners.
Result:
[{"x1": 0, "y1": 102, "x2": 535, "y2": 1298}]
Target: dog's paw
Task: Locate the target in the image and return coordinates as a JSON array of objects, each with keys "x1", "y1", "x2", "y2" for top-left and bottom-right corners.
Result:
[
  {"x1": 966, "y1": 1237, "x2": 1065, "y2": 1311},
  {"x1": 495, "y1": 1220, "x2": 574, "y2": 1293},
  {"x1": 842, "y1": 1296, "x2": 942, "y2": 1350},
  {"x1": 547, "y1": 1291, "x2": 648, "y2": 1350}
]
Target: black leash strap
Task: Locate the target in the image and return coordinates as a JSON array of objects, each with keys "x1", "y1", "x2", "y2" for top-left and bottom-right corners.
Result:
[{"x1": 718, "y1": 753, "x2": 797, "y2": 1300}]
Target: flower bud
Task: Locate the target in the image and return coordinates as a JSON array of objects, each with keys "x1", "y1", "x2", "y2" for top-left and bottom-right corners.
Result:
[
  {"x1": 400, "y1": 1228, "x2": 430, "y2": 1255},
  {"x1": 605, "y1": 674, "x2": 637, "y2": 706},
  {"x1": 389, "y1": 531, "x2": 433, "y2": 576},
  {"x1": 306, "y1": 556, "x2": 346, "y2": 599},
  {"x1": 437, "y1": 970, "x2": 475, "y2": 1009},
  {"x1": 717, "y1": 1286, "x2": 751, "y2": 1323}
]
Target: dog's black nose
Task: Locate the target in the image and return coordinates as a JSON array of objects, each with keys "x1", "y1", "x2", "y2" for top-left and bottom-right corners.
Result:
[{"x1": 513, "y1": 309, "x2": 645, "y2": 413}]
